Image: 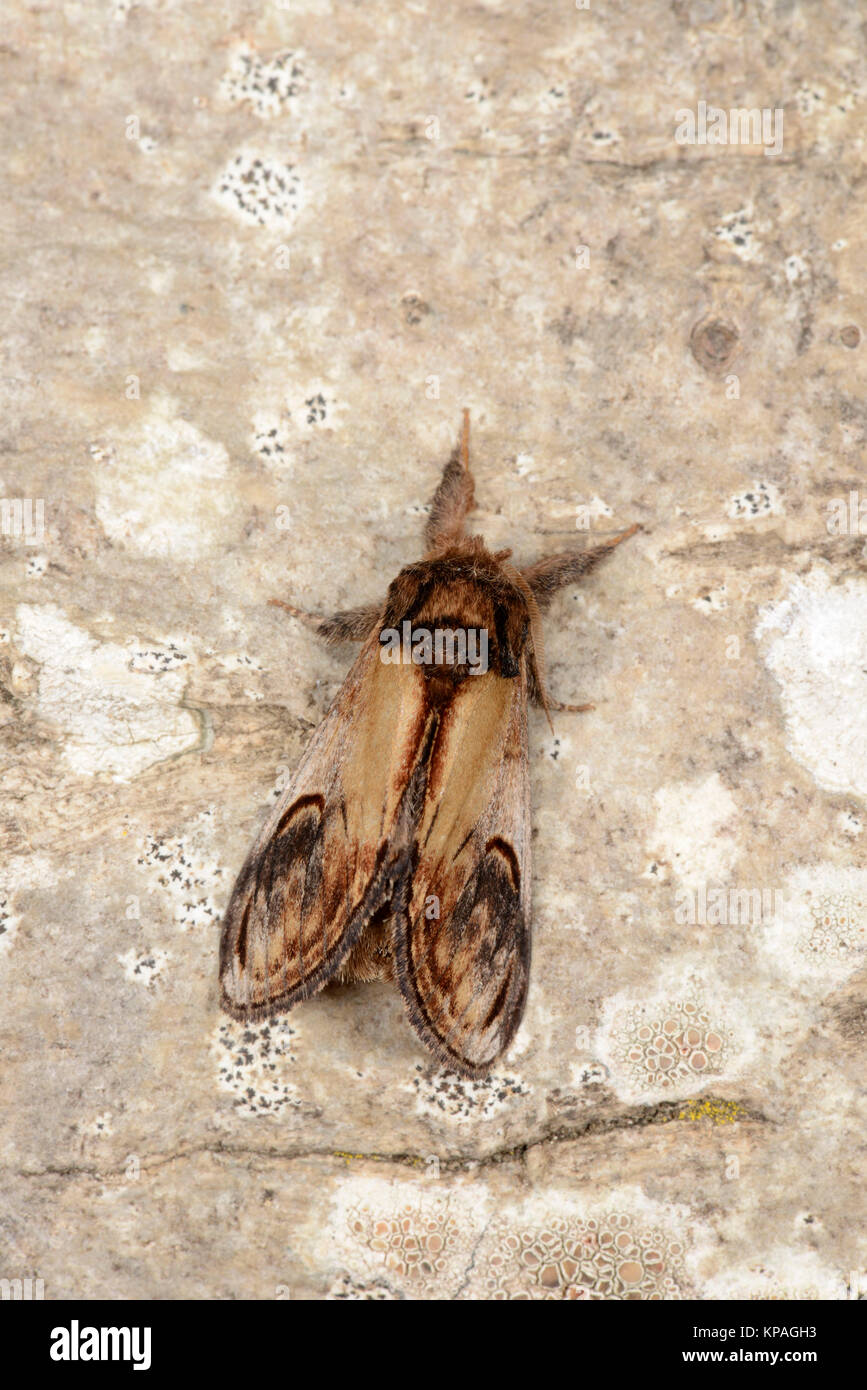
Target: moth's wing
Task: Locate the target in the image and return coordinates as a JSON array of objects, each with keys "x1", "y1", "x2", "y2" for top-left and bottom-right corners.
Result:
[
  {"x1": 393, "y1": 665, "x2": 531, "y2": 1077},
  {"x1": 220, "y1": 630, "x2": 430, "y2": 1018}
]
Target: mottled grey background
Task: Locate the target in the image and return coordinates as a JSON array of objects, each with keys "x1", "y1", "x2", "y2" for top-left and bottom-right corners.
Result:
[{"x1": 0, "y1": 0, "x2": 864, "y2": 1299}]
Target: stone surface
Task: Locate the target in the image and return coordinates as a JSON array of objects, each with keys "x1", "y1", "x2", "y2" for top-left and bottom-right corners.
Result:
[{"x1": 0, "y1": 1, "x2": 865, "y2": 1300}]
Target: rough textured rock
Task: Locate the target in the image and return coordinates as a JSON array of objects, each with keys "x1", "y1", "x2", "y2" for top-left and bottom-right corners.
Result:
[{"x1": 1, "y1": 1, "x2": 864, "y2": 1300}]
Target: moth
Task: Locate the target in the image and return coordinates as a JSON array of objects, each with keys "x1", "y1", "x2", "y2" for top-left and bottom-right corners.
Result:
[{"x1": 220, "y1": 413, "x2": 638, "y2": 1077}]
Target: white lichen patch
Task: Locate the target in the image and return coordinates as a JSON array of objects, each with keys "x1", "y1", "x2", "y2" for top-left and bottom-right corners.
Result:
[
  {"x1": 649, "y1": 773, "x2": 740, "y2": 887},
  {"x1": 204, "y1": 650, "x2": 266, "y2": 703},
  {"x1": 0, "y1": 891, "x2": 19, "y2": 956},
  {"x1": 214, "y1": 651, "x2": 265, "y2": 676},
  {"x1": 727, "y1": 480, "x2": 783, "y2": 519},
  {"x1": 756, "y1": 569, "x2": 867, "y2": 797},
  {"x1": 795, "y1": 84, "x2": 827, "y2": 117},
  {"x1": 251, "y1": 412, "x2": 293, "y2": 467},
  {"x1": 165, "y1": 344, "x2": 208, "y2": 373},
  {"x1": 219, "y1": 46, "x2": 308, "y2": 119},
  {"x1": 691, "y1": 585, "x2": 728, "y2": 613},
  {"x1": 759, "y1": 865, "x2": 867, "y2": 983},
  {"x1": 807, "y1": 891, "x2": 866, "y2": 959},
  {"x1": 78, "y1": 1112, "x2": 114, "y2": 1139},
  {"x1": 463, "y1": 74, "x2": 495, "y2": 137},
  {"x1": 538, "y1": 732, "x2": 565, "y2": 763},
  {"x1": 117, "y1": 947, "x2": 170, "y2": 988},
  {"x1": 25, "y1": 553, "x2": 47, "y2": 578},
  {"x1": 575, "y1": 495, "x2": 614, "y2": 526},
  {"x1": 702, "y1": 1248, "x2": 846, "y2": 1301},
  {"x1": 136, "y1": 810, "x2": 225, "y2": 931},
  {"x1": 837, "y1": 810, "x2": 862, "y2": 837},
  {"x1": 713, "y1": 205, "x2": 761, "y2": 261},
  {"x1": 92, "y1": 405, "x2": 239, "y2": 560},
  {"x1": 601, "y1": 992, "x2": 733, "y2": 1098},
  {"x1": 288, "y1": 387, "x2": 346, "y2": 433},
  {"x1": 784, "y1": 253, "x2": 810, "y2": 286},
  {"x1": 127, "y1": 641, "x2": 189, "y2": 673},
  {"x1": 345, "y1": 1200, "x2": 461, "y2": 1287},
  {"x1": 460, "y1": 1190, "x2": 690, "y2": 1301},
  {"x1": 213, "y1": 151, "x2": 304, "y2": 228},
  {"x1": 585, "y1": 126, "x2": 620, "y2": 147},
  {"x1": 212, "y1": 1018, "x2": 300, "y2": 1118},
  {"x1": 406, "y1": 1064, "x2": 531, "y2": 1122},
  {"x1": 568, "y1": 1060, "x2": 610, "y2": 1090},
  {"x1": 536, "y1": 84, "x2": 570, "y2": 117},
  {"x1": 326, "y1": 1274, "x2": 402, "y2": 1300},
  {"x1": 15, "y1": 605, "x2": 199, "y2": 780},
  {"x1": 0, "y1": 852, "x2": 61, "y2": 960},
  {"x1": 325, "y1": 1178, "x2": 484, "y2": 1300}
]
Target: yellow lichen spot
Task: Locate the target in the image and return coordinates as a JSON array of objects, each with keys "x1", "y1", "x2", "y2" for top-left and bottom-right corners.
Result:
[{"x1": 678, "y1": 1098, "x2": 745, "y2": 1125}]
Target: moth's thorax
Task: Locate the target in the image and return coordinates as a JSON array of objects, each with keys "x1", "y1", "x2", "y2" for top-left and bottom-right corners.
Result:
[{"x1": 380, "y1": 541, "x2": 530, "y2": 683}]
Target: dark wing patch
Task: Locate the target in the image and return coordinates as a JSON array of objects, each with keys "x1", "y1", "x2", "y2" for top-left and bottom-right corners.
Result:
[
  {"x1": 394, "y1": 837, "x2": 529, "y2": 1076},
  {"x1": 220, "y1": 792, "x2": 363, "y2": 1016}
]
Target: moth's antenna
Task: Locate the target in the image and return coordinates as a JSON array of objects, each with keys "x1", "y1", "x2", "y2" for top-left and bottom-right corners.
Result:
[{"x1": 461, "y1": 408, "x2": 470, "y2": 472}]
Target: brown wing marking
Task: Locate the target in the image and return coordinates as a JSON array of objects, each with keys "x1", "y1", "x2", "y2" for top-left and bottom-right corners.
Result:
[
  {"x1": 392, "y1": 665, "x2": 532, "y2": 1076},
  {"x1": 219, "y1": 630, "x2": 432, "y2": 1018}
]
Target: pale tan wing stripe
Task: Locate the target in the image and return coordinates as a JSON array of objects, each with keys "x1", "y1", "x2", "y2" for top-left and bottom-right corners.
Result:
[
  {"x1": 220, "y1": 632, "x2": 430, "y2": 1016},
  {"x1": 393, "y1": 665, "x2": 532, "y2": 1075}
]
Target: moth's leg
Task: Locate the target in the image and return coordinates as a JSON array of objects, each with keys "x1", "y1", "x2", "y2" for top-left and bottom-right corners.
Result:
[
  {"x1": 521, "y1": 524, "x2": 641, "y2": 611},
  {"x1": 269, "y1": 599, "x2": 382, "y2": 644},
  {"x1": 424, "y1": 408, "x2": 475, "y2": 550},
  {"x1": 524, "y1": 524, "x2": 639, "y2": 712}
]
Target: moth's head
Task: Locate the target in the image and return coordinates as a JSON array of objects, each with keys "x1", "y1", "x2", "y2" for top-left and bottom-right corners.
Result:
[{"x1": 378, "y1": 540, "x2": 530, "y2": 684}]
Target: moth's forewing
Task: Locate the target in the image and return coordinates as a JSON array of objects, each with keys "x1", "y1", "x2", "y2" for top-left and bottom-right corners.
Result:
[
  {"x1": 219, "y1": 627, "x2": 429, "y2": 1018},
  {"x1": 394, "y1": 659, "x2": 532, "y2": 1078}
]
